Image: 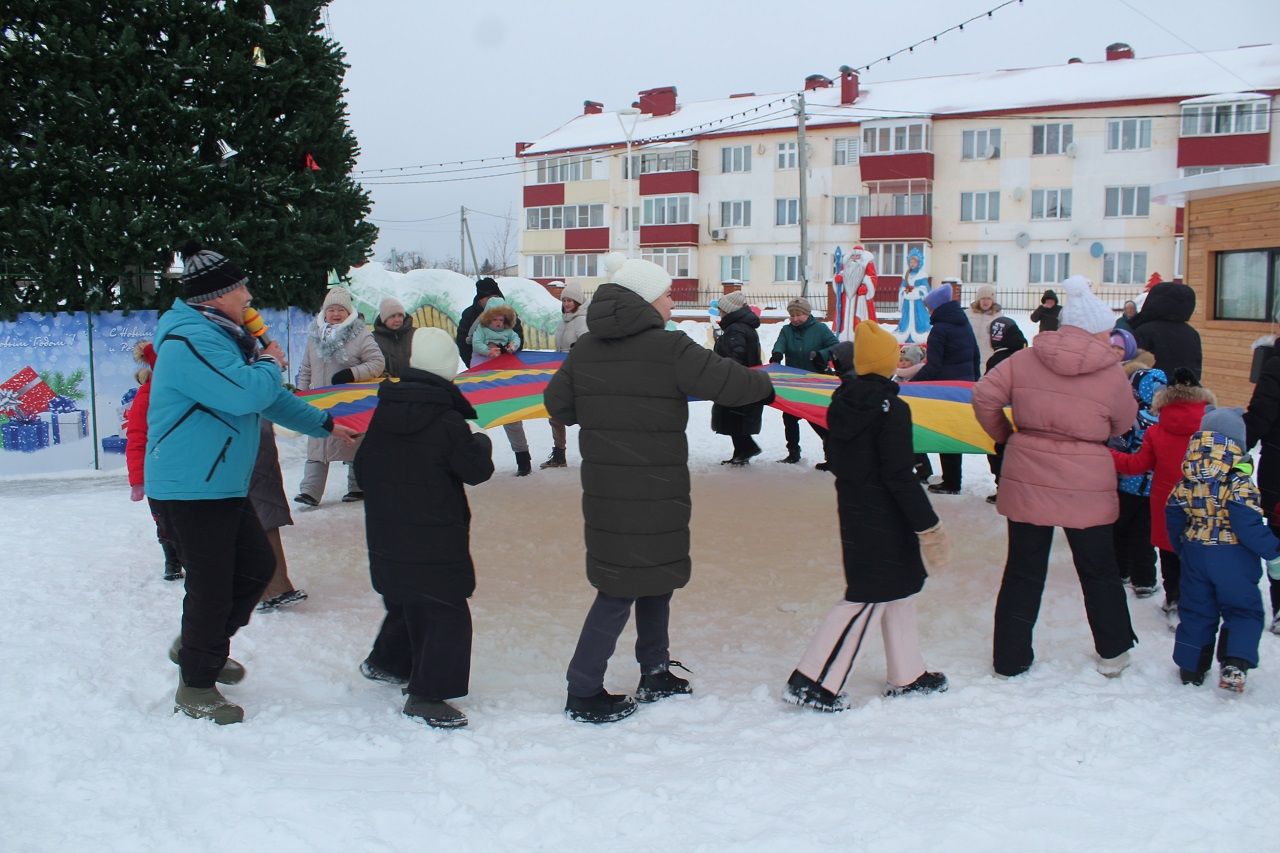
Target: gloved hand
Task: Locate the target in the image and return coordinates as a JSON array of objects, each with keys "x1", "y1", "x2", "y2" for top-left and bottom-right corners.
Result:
[
  {"x1": 917, "y1": 522, "x2": 950, "y2": 569},
  {"x1": 769, "y1": 352, "x2": 783, "y2": 364},
  {"x1": 1267, "y1": 555, "x2": 1280, "y2": 581},
  {"x1": 130, "y1": 484, "x2": 145, "y2": 502},
  {"x1": 330, "y1": 368, "x2": 354, "y2": 385}
]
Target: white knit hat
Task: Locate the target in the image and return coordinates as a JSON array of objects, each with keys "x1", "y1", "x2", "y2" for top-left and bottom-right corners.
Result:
[
  {"x1": 604, "y1": 251, "x2": 671, "y2": 303},
  {"x1": 409, "y1": 327, "x2": 460, "y2": 381},
  {"x1": 559, "y1": 281, "x2": 586, "y2": 306},
  {"x1": 321, "y1": 287, "x2": 354, "y2": 316},
  {"x1": 378, "y1": 296, "x2": 406, "y2": 322},
  {"x1": 1059, "y1": 275, "x2": 1115, "y2": 334},
  {"x1": 718, "y1": 291, "x2": 747, "y2": 316}
]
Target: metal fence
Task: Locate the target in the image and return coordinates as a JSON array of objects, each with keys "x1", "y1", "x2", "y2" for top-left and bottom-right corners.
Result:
[{"x1": 679, "y1": 286, "x2": 1141, "y2": 315}]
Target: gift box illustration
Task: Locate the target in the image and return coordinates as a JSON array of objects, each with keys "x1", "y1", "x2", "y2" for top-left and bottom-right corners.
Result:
[
  {"x1": 1, "y1": 413, "x2": 51, "y2": 452},
  {"x1": 42, "y1": 396, "x2": 89, "y2": 444},
  {"x1": 0, "y1": 366, "x2": 57, "y2": 418}
]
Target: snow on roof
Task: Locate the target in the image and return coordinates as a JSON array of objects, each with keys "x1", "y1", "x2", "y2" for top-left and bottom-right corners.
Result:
[
  {"x1": 1152, "y1": 164, "x2": 1280, "y2": 206},
  {"x1": 1180, "y1": 91, "x2": 1272, "y2": 104},
  {"x1": 521, "y1": 45, "x2": 1280, "y2": 156}
]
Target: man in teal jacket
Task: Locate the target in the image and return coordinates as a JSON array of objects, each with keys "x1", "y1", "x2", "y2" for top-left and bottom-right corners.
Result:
[
  {"x1": 769, "y1": 297, "x2": 839, "y2": 467},
  {"x1": 147, "y1": 242, "x2": 356, "y2": 724}
]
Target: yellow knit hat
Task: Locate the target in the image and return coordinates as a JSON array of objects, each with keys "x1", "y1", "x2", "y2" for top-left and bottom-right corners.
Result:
[{"x1": 854, "y1": 321, "x2": 899, "y2": 379}]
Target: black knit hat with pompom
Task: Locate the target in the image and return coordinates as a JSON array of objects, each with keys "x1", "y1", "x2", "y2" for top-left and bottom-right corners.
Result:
[{"x1": 178, "y1": 240, "x2": 248, "y2": 303}]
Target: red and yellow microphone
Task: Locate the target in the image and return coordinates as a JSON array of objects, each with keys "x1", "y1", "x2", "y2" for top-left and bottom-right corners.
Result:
[{"x1": 243, "y1": 307, "x2": 272, "y2": 347}]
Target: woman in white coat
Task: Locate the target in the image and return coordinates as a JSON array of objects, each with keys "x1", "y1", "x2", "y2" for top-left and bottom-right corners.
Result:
[
  {"x1": 295, "y1": 287, "x2": 385, "y2": 505},
  {"x1": 542, "y1": 281, "x2": 589, "y2": 469}
]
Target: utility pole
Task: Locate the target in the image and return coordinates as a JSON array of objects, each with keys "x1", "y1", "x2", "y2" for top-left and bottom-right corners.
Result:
[
  {"x1": 460, "y1": 206, "x2": 467, "y2": 277},
  {"x1": 795, "y1": 93, "x2": 810, "y2": 299},
  {"x1": 462, "y1": 212, "x2": 481, "y2": 276}
]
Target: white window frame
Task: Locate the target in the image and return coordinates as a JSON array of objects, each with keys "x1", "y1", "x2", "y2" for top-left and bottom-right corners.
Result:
[
  {"x1": 960, "y1": 191, "x2": 1000, "y2": 222},
  {"x1": 526, "y1": 204, "x2": 605, "y2": 231},
  {"x1": 1180, "y1": 99, "x2": 1271, "y2": 137},
  {"x1": 529, "y1": 253, "x2": 601, "y2": 278},
  {"x1": 862, "y1": 242, "x2": 927, "y2": 277},
  {"x1": 1031, "y1": 123, "x2": 1074, "y2": 155},
  {"x1": 719, "y1": 200, "x2": 752, "y2": 228},
  {"x1": 1103, "y1": 250, "x2": 1148, "y2": 285},
  {"x1": 863, "y1": 122, "x2": 931, "y2": 155},
  {"x1": 639, "y1": 149, "x2": 697, "y2": 175},
  {"x1": 721, "y1": 145, "x2": 751, "y2": 173},
  {"x1": 1031, "y1": 188, "x2": 1073, "y2": 220},
  {"x1": 774, "y1": 254, "x2": 801, "y2": 282},
  {"x1": 775, "y1": 197, "x2": 800, "y2": 226},
  {"x1": 833, "y1": 195, "x2": 863, "y2": 225},
  {"x1": 961, "y1": 128, "x2": 1001, "y2": 160},
  {"x1": 1029, "y1": 252, "x2": 1070, "y2": 284},
  {"x1": 720, "y1": 255, "x2": 750, "y2": 282},
  {"x1": 1106, "y1": 117, "x2": 1152, "y2": 151},
  {"x1": 641, "y1": 247, "x2": 692, "y2": 278},
  {"x1": 1105, "y1": 186, "x2": 1151, "y2": 218},
  {"x1": 641, "y1": 195, "x2": 693, "y2": 226},
  {"x1": 1173, "y1": 236, "x2": 1185, "y2": 279},
  {"x1": 833, "y1": 137, "x2": 860, "y2": 166},
  {"x1": 534, "y1": 155, "x2": 593, "y2": 184},
  {"x1": 960, "y1": 253, "x2": 998, "y2": 284},
  {"x1": 776, "y1": 141, "x2": 798, "y2": 169}
]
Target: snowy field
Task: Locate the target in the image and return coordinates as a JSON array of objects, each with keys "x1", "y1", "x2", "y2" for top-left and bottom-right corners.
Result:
[{"x1": 4, "y1": 396, "x2": 1279, "y2": 851}]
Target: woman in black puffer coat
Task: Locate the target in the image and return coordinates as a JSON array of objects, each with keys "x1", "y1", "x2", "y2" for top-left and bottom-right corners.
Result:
[
  {"x1": 711, "y1": 292, "x2": 765, "y2": 465},
  {"x1": 1132, "y1": 282, "x2": 1202, "y2": 380}
]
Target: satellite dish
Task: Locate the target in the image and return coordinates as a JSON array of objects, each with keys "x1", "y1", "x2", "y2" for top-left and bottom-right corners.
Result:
[
  {"x1": 1090, "y1": 241, "x2": 1105, "y2": 258},
  {"x1": 1065, "y1": 142, "x2": 1079, "y2": 158},
  {"x1": 1011, "y1": 186, "x2": 1026, "y2": 201},
  {"x1": 982, "y1": 143, "x2": 997, "y2": 159},
  {"x1": 1015, "y1": 232, "x2": 1031, "y2": 249},
  {"x1": 1068, "y1": 231, "x2": 1080, "y2": 246}
]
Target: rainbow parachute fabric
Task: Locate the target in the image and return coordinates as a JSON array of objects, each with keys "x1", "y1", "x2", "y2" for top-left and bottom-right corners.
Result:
[{"x1": 297, "y1": 353, "x2": 994, "y2": 453}]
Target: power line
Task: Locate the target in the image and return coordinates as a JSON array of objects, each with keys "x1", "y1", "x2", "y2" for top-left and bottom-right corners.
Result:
[{"x1": 1116, "y1": 0, "x2": 1257, "y2": 90}]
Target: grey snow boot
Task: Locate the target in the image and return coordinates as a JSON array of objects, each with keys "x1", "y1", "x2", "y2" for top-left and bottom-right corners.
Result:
[
  {"x1": 174, "y1": 675, "x2": 244, "y2": 725},
  {"x1": 169, "y1": 637, "x2": 245, "y2": 685}
]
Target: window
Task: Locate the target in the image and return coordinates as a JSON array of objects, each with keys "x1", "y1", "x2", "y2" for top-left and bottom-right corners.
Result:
[
  {"x1": 721, "y1": 145, "x2": 751, "y2": 173},
  {"x1": 526, "y1": 204, "x2": 605, "y2": 230},
  {"x1": 534, "y1": 155, "x2": 593, "y2": 184},
  {"x1": 1174, "y1": 236, "x2": 1185, "y2": 279},
  {"x1": 719, "y1": 200, "x2": 751, "y2": 228},
  {"x1": 862, "y1": 242, "x2": 927, "y2": 277},
  {"x1": 833, "y1": 137, "x2": 860, "y2": 166},
  {"x1": 961, "y1": 128, "x2": 1001, "y2": 160},
  {"x1": 529, "y1": 254, "x2": 601, "y2": 278},
  {"x1": 641, "y1": 195, "x2": 692, "y2": 225},
  {"x1": 1216, "y1": 248, "x2": 1280, "y2": 320},
  {"x1": 640, "y1": 149, "x2": 697, "y2": 174},
  {"x1": 642, "y1": 247, "x2": 692, "y2": 278},
  {"x1": 961, "y1": 253, "x2": 998, "y2": 284},
  {"x1": 774, "y1": 254, "x2": 801, "y2": 282},
  {"x1": 1032, "y1": 123, "x2": 1074, "y2": 155},
  {"x1": 891, "y1": 192, "x2": 931, "y2": 216},
  {"x1": 1029, "y1": 253, "x2": 1070, "y2": 284},
  {"x1": 720, "y1": 255, "x2": 750, "y2": 282},
  {"x1": 960, "y1": 191, "x2": 1000, "y2": 222},
  {"x1": 1104, "y1": 251, "x2": 1147, "y2": 285},
  {"x1": 1182, "y1": 164, "x2": 1259, "y2": 177},
  {"x1": 1181, "y1": 99, "x2": 1271, "y2": 137},
  {"x1": 622, "y1": 206, "x2": 640, "y2": 232},
  {"x1": 776, "y1": 141, "x2": 798, "y2": 169},
  {"x1": 1105, "y1": 186, "x2": 1151, "y2": 218},
  {"x1": 862, "y1": 122, "x2": 931, "y2": 155},
  {"x1": 1107, "y1": 118, "x2": 1152, "y2": 151},
  {"x1": 775, "y1": 198, "x2": 800, "y2": 226},
  {"x1": 833, "y1": 195, "x2": 864, "y2": 224},
  {"x1": 1031, "y1": 188, "x2": 1072, "y2": 220}
]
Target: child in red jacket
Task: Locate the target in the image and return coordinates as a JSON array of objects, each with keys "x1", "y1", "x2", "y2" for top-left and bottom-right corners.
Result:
[
  {"x1": 1112, "y1": 369, "x2": 1215, "y2": 628},
  {"x1": 124, "y1": 341, "x2": 183, "y2": 581}
]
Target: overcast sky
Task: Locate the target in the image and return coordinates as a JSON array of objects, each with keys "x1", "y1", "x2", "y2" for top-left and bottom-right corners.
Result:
[{"x1": 325, "y1": 0, "x2": 1280, "y2": 267}]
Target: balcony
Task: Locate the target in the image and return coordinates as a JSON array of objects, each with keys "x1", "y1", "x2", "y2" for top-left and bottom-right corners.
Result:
[
  {"x1": 523, "y1": 184, "x2": 565, "y2": 207},
  {"x1": 639, "y1": 171, "x2": 699, "y2": 195},
  {"x1": 639, "y1": 224, "x2": 698, "y2": 246},
  {"x1": 859, "y1": 179, "x2": 934, "y2": 240},
  {"x1": 860, "y1": 152, "x2": 934, "y2": 182},
  {"x1": 1177, "y1": 133, "x2": 1270, "y2": 168}
]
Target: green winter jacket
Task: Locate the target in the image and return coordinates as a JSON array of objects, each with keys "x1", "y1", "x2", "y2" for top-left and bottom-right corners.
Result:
[{"x1": 771, "y1": 315, "x2": 839, "y2": 372}]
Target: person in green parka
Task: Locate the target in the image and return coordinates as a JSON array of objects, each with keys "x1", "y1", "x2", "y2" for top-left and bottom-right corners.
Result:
[{"x1": 769, "y1": 297, "x2": 839, "y2": 468}]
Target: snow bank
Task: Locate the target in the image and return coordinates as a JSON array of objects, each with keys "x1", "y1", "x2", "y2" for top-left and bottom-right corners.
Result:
[{"x1": 344, "y1": 265, "x2": 562, "y2": 334}]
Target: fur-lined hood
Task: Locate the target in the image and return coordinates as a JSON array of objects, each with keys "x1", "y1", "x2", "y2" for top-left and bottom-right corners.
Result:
[
  {"x1": 1122, "y1": 348, "x2": 1155, "y2": 376},
  {"x1": 132, "y1": 340, "x2": 156, "y2": 368},
  {"x1": 478, "y1": 299, "x2": 517, "y2": 329},
  {"x1": 969, "y1": 299, "x2": 1002, "y2": 315},
  {"x1": 308, "y1": 310, "x2": 368, "y2": 360},
  {"x1": 1152, "y1": 381, "x2": 1215, "y2": 414}
]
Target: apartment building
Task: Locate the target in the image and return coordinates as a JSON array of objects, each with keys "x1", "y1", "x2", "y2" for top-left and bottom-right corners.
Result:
[{"x1": 515, "y1": 43, "x2": 1280, "y2": 306}]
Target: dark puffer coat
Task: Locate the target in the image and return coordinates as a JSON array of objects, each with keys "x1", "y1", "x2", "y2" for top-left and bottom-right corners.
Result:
[
  {"x1": 771, "y1": 314, "x2": 839, "y2": 371},
  {"x1": 544, "y1": 284, "x2": 775, "y2": 597},
  {"x1": 1133, "y1": 283, "x2": 1202, "y2": 379},
  {"x1": 711, "y1": 306, "x2": 764, "y2": 436},
  {"x1": 353, "y1": 368, "x2": 494, "y2": 603},
  {"x1": 1244, "y1": 352, "x2": 1280, "y2": 514},
  {"x1": 1030, "y1": 290, "x2": 1061, "y2": 333},
  {"x1": 455, "y1": 279, "x2": 525, "y2": 364},
  {"x1": 372, "y1": 314, "x2": 416, "y2": 378},
  {"x1": 827, "y1": 373, "x2": 939, "y2": 602},
  {"x1": 248, "y1": 419, "x2": 293, "y2": 531},
  {"x1": 913, "y1": 300, "x2": 980, "y2": 382}
]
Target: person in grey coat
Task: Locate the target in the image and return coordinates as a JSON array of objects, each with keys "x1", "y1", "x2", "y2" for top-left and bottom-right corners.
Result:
[
  {"x1": 545, "y1": 253, "x2": 774, "y2": 724},
  {"x1": 295, "y1": 287, "x2": 385, "y2": 505},
  {"x1": 252, "y1": 419, "x2": 308, "y2": 611},
  {"x1": 542, "y1": 280, "x2": 589, "y2": 469},
  {"x1": 371, "y1": 296, "x2": 415, "y2": 378}
]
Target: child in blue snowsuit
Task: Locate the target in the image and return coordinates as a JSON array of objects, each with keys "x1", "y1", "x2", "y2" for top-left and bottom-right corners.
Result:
[
  {"x1": 1111, "y1": 368, "x2": 1167, "y2": 593},
  {"x1": 1165, "y1": 407, "x2": 1280, "y2": 692}
]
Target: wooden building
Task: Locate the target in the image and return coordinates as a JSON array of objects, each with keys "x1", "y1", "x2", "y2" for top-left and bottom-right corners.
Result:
[{"x1": 1154, "y1": 166, "x2": 1280, "y2": 405}]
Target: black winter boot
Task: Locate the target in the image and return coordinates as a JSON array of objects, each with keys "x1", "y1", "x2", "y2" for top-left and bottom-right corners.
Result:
[
  {"x1": 515, "y1": 451, "x2": 532, "y2": 476},
  {"x1": 779, "y1": 448, "x2": 801, "y2": 464},
  {"x1": 161, "y1": 540, "x2": 184, "y2": 581},
  {"x1": 403, "y1": 696, "x2": 468, "y2": 728},
  {"x1": 636, "y1": 661, "x2": 692, "y2": 702},
  {"x1": 565, "y1": 689, "x2": 637, "y2": 723},
  {"x1": 540, "y1": 448, "x2": 567, "y2": 469},
  {"x1": 781, "y1": 670, "x2": 847, "y2": 712}
]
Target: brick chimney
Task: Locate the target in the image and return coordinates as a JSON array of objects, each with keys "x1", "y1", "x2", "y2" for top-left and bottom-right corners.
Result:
[
  {"x1": 839, "y1": 66, "x2": 860, "y2": 105},
  {"x1": 1105, "y1": 42, "x2": 1134, "y2": 60},
  {"x1": 515, "y1": 141, "x2": 532, "y2": 155},
  {"x1": 805, "y1": 74, "x2": 832, "y2": 91},
  {"x1": 1067, "y1": 57, "x2": 1083, "y2": 64},
  {"x1": 729, "y1": 92, "x2": 756, "y2": 99},
  {"x1": 638, "y1": 86, "x2": 677, "y2": 117},
  {"x1": 583, "y1": 100, "x2": 603, "y2": 115}
]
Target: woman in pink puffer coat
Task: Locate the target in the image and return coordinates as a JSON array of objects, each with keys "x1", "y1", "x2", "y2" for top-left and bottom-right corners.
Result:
[{"x1": 972, "y1": 276, "x2": 1138, "y2": 679}]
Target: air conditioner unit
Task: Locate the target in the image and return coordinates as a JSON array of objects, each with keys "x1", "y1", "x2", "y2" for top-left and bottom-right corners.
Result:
[
  {"x1": 1065, "y1": 142, "x2": 1079, "y2": 158},
  {"x1": 710, "y1": 228, "x2": 728, "y2": 242}
]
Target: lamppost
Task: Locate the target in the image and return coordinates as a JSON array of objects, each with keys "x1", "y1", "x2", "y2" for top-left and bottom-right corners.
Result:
[{"x1": 617, "y1": 107, "x2": 641, "y2": 256}]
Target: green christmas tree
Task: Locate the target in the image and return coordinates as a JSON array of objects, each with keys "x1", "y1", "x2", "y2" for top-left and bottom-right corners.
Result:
[{"x1": 0, "y1": 0, "x2": 377, "y2": 318}]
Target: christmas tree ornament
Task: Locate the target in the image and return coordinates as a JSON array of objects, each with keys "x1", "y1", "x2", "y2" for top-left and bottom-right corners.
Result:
[
  {"x1": 285, "y1": 203, "x2": 296, "y2": 213},
  {"x1": 252, "y1": 46, "x2": 267, "y2": 68},
  {"x1": 304, "y1": 152, "x2": 320, "y2": 171},
  {"x1": 264, "y1": 4, "x2": 277, "y2": 25},
  {"x1": 164, "y1": 252, "x2": 184, "y2": 279},
  {"x1": 217, "y1": 139, "x2": 238, "y2": 160}
]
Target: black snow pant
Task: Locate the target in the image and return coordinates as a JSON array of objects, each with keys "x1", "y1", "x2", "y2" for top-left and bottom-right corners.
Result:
[
  {"x1": 987, "y1": 443, "x2": 1006, "y2": 485},
  {"x1": 783, "y1": 413, "x2": 828, "y2": 460},
  {"x1": 1160, "y1": 548, "x2": 1182, "y2": 606},
  {"x1": 731, "y1": 434, "x2": 761, "y2": 458},
  {"x1": 1112, "y1": 491, "x2": 1157, "y2": 589},
  {"x1": 993, "y1": 521, "x2": 1137, "y2": 677},
  {"x1": 152, "y1": 497, "x2": 275, "y2": 689},
  {"x1": 367, "y1": 597, "x2": 472, "y2": 701},
  {"x1": 939, "y1": 453, "x2": 963, "y2": 490},
  {"x1": 566, "y1": 590, "x2": 673, "y2": 698}
]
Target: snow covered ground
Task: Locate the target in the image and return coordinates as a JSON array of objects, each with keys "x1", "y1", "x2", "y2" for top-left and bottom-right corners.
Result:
[{"x1": 4, "y1": 397, "x2": 1279, "y2": 850}]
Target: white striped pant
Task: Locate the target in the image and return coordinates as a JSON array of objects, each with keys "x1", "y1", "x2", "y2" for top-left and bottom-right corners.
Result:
[{"x1": 795, "y1": 597, "x2": 926, "y2": 694}]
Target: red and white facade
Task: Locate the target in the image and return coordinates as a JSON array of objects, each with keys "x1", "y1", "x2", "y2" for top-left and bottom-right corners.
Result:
[{"x1": 515, "y1": 44, "x2": 1280, "y2": 302}]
